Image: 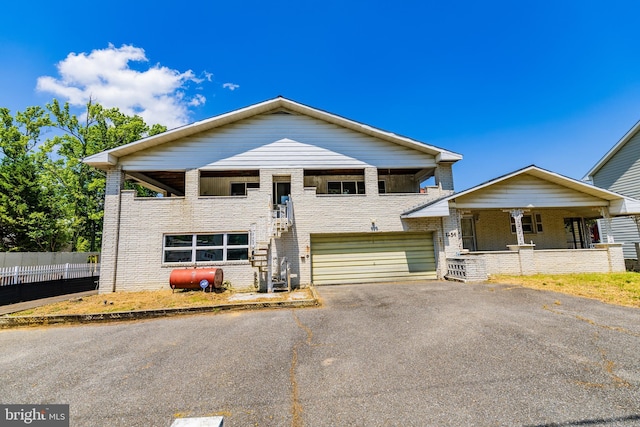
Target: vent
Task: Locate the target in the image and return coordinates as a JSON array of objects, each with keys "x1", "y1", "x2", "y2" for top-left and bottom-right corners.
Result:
[{"x1": 271, "y1": 109, "x2": 292, "y2": 115}]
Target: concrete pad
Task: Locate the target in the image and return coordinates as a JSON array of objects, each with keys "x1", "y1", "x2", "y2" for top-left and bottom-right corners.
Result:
[{"x1": 170, "y1": 416, "x2": 223, "y2": 427}]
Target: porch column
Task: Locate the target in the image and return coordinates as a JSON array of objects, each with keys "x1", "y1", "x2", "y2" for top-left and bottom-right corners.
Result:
[
  {"x1": 510, "y1": 209, "x2": 526, "y2": 246},
  {"x1": 600, "y1": 208, "x2": 615, "y2": 243},
  {"x1": 594, "y1": 242, "x2": 625, "y2": 272}
]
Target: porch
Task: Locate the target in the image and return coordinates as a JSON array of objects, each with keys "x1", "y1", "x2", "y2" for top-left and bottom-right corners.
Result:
[{"x1": 446, "y1": 243, "x2": 625, "y2": 282}]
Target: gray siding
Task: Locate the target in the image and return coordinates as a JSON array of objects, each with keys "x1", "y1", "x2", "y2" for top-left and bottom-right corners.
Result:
[
  {"x1": 591, "y1": 129, "x2": 640, "y2": 259},
  {"x1": 609, "y1": 216, "x2": 640, "y2": 259},
  {"x1": 592, "y1": 130, "x2": 640, "y2": 198},
  {"x1": 119, "y1": 113, "x2": 437, "y2": 171}
]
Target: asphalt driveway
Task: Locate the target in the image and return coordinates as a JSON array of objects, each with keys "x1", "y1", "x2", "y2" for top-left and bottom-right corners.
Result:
[{"x1": 1, "y1": 281, "x2": 639, "y2": 426}]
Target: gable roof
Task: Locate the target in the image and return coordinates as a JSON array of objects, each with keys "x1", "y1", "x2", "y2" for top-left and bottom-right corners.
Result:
[
  {"x1": 403, "y1": 165, "x2": 640, "y2": 218},
  {"x1": 84, "y1": 96, "x2": 462, "y2": 169},
  {"x1": 583, "y1": 119, "x2": 640, "y2": 181}
]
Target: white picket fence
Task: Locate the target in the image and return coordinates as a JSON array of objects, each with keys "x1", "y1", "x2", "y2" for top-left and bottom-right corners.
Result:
[{"x1": 0, "y1": 263, "x2": 100, "y2": 286}]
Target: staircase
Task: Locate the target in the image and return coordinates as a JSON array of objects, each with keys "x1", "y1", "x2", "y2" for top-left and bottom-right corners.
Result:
[{"x1": 250, "y1": 198, "x2": 293, "y2": 292}]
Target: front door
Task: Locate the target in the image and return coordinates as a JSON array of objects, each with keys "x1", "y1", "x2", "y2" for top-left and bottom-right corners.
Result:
[
  {"x1": 273, "y1": 181, "x2": 291, "y2": 205},
  {"x1": 461, "y1": 217, "x2": 477, "y2": 252},
  {"x1": 564, "y1": 218, "x2": 588, "y2": 249}
]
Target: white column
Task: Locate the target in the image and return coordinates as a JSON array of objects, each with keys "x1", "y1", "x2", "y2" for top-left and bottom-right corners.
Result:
[
  {"x1": 510, "y1": 209, "x2": 525, "y2": 246},
  {"x1": 600, "y1": 208, "x2": 615, "y2": 243}
]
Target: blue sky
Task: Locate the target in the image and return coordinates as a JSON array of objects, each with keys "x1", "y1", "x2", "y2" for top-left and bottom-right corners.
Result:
[{"x1": 2, "y1": 0, "x2": 640, "y2": 190}]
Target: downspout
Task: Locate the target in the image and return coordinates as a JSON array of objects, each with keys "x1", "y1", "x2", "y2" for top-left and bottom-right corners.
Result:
[
  {"x1": 110, "y1": 177, "x2": 123, "y2": 293},
  {"x1": 267, "y1": 237, "x2": 273, "y2": 293}
]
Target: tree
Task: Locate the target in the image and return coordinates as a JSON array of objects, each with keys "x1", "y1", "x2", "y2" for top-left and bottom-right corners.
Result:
[
  {"x1": 0, "y1": 107, "x2": 70, "y2": 251},
  {"x1": 44, "y1": 99, "x2": 166, "y2": 251},
  {"x1": 0, "y1": 100, "x2": 166, "y2": 252}
]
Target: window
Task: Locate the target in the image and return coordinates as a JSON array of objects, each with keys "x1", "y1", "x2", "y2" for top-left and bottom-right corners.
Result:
[
  {"x1": 535, "y1": 213, "x2": 543, "y2": 232},
  {"x1": 510, "y1": 214, "x2": 543, "y2": 234},
  {"x1": 327, "y1": 181, "x2": 365, "y2": 195},
  {"x1": 230, "y1": 182, "x2": 259, "y2": 196},
  {"x1": 164, "y1": 233, "x2": 249, "y2": 263},
  {"x1": 378, "y1": 180, "x2": 386, "y2": 194}
]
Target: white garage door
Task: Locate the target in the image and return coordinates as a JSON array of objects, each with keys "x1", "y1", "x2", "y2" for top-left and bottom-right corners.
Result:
[{"x1": 311, "y1": 232, "x2": 437, "y2": 285}]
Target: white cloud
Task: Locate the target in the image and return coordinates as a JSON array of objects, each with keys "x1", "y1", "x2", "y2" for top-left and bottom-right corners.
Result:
[
  {"x1": 223, "y1": 83, "x2": 240, "y2": 91},
  {"x1": 188, "y1": 94, "x2": 206, "y2": 107},
  {"x1": 36, "y1": 44, "x2": 209, "y2": 129}
]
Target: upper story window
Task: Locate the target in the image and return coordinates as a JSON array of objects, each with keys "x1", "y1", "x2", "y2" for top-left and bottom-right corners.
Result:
[
  {"x1": 230, "y1": 182, "x2": 260, "y2": 196},
  {"x1": 377, "y1": 168, "x2": 436, "y2": 194},
  {"x1": 163, "y1": 233, "x2": 249, "y2": 263},
  {"x1": 200, "y1": 170, "x2": 259, "y2": 196},
  {"x1": 327, "y1": 181, "x2": 365, "y2": 195}
]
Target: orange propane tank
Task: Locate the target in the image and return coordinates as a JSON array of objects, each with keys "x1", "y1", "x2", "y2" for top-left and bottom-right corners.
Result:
[{"x1": 169, "y1": 268, "x2": 224, "y2": 290}]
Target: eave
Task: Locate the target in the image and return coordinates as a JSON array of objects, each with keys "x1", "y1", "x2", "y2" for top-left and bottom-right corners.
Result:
[
  {"x1": 83, "y1": 97, "x2": 462, "y2": 170},
  {"x1": 402, "y1": 165, "x2": 640, "y2": 218}
]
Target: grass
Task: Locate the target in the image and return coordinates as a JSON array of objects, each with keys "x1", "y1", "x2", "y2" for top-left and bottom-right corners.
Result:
[
  {"x1": 488, "y1": 272, "x2": 640, "y2": 308},
  {"x1": 8, "y1": 288, "x2": 313, "y2": 317}
]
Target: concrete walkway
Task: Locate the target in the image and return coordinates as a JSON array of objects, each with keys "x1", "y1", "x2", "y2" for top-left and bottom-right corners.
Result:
[{"x1": 0, "y1": 290, "x2": 98, "y2": 316}]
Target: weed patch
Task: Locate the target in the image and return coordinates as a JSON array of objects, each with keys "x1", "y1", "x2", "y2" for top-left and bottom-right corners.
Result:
[
  {"x1": 489, "y1": 273, "x2": 640, "y2": 308},
  {"x1": 8, "y1": 288, "x2": 313, "y2": 317}
]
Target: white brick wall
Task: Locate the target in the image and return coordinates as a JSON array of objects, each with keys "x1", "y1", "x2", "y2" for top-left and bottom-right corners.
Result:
[
  {"x1": 101, "y1": 166, "x2": 453, "y2": 292},
  {"x1": 466, "y1": 245, "x2": 625, "y2": 276},
  {"x1": 98, "y1": 167, "x2": 124, "y2": 294}
]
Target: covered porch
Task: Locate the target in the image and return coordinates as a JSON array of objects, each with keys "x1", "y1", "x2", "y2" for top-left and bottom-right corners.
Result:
[{"x1": 404, "y1": 166, "x2": 640, "y2": 282}]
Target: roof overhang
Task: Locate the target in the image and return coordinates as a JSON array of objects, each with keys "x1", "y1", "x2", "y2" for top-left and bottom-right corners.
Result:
[
  {"x1": 401, "y1": 197, "x2": 451, "y2": 218},
  {"x1": 402, "y1": 165, "x2": 640, "y2": 218},
  {"x1": 609, "y1": 196, "x2": 640, "y2": 216},
  {"x1": 84, "y1": 97, "x2": 462, "y2": 170}
]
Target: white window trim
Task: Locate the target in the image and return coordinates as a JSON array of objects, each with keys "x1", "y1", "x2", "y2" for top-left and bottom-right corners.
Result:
[
  {"x1": 230, "y1": 182, "x2": 259, "y2": 196},
  {"x1": 510, "y1": 213, "x2": 543, "y2": 234},
  {"x1": 327, "y1": 180, "x2": 366, "y2": 195},
  {"x1": 163, "y1": 232, "x2": 249, "y2": 264}
]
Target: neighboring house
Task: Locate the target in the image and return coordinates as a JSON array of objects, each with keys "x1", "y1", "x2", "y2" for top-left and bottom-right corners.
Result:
[
  {"x1": 584, "y1": 120, "x2": 640, "y2": 269},
  {"x1": 405, "y1": 166, "x2": 638, "y2": 281},
  {"x1": 84, "y1": 97, "x2": 464, "y2": 293},
  {"x1": 84, "y1": 99, "x2": 638, "y2": 293}
]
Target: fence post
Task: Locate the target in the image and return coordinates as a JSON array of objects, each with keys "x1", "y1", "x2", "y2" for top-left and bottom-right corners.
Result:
[
  {"x1": 64, "y1": 263, "x2": 70, "y2": 280},
  {"x1": 13, "y1": 266, "x2": 20, "y2": 285}
]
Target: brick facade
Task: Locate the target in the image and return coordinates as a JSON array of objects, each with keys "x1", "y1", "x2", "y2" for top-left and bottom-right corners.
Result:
[
  {"x1": 99, "y1": 167, "x2": 457, "y2": 293},
  {"x1": 457, "y1": 244, "x2": 625, "y2": 278}
]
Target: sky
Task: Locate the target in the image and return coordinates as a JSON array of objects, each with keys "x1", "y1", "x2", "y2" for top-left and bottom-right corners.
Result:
[{"x1": 2, "y1": 0, "x2": 640, "y2": 190}]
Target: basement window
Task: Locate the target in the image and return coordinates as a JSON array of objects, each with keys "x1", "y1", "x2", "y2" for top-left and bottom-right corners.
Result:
[{"x1": 163, "y1": 233, "x2": 249, "y2": 263}]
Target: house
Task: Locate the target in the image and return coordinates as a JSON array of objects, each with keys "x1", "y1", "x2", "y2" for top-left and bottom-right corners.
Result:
[
  {"x1": 84, "y1": 97, "x2": 464, "y2": 293},
  {"x1": 404, "y1": 166, "x2": 639, "y2": 281},
  {"x1": 584, "y1": 120, "x2": 640, "y2": 269},
  {"x1": 84, "y1": 98, "x2": 639, "y2": 293}
]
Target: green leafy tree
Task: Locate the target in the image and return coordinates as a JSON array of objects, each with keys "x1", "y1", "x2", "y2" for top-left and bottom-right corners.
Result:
[
  {"x1": 44, "y1": 99, "x2": 166, "y2": 251},
  {"x1": 0, "y1": 107, "x2": 70, "y2": 251},
  {"x1": 0, "y1": 100, "x2": 166, "y2": 252}
]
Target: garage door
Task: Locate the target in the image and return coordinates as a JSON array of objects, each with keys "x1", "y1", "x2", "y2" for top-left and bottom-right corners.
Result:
[{"x1": 311, "y1": 232, "x2": 437, "y2": 285}]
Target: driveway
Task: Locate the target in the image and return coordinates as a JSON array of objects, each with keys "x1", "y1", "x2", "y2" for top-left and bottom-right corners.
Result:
[{"x1": 1, "y1": 281, "x2": 639, "y2": 426}]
